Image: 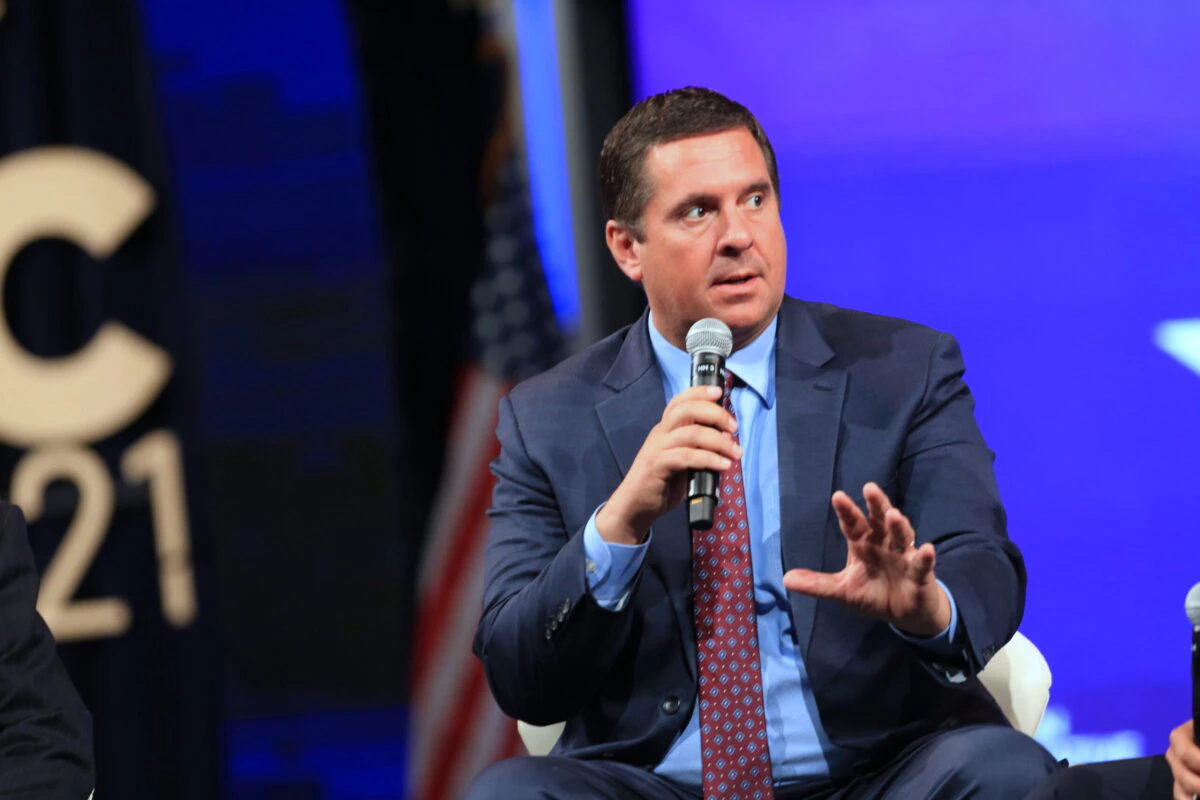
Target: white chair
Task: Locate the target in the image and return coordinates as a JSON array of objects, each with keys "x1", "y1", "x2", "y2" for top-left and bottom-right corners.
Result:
[
  {"x1": 517, "y1": 631, "x2": 1051, "y2": 755},
  {"x1": 975, "y1": 631, "x2": 1052, "y2": 736}
]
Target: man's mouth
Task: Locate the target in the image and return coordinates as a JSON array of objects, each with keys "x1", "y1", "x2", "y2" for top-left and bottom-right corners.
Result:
[{"x1": 715, "y1": 273, "x2": 757, "y2": 286}]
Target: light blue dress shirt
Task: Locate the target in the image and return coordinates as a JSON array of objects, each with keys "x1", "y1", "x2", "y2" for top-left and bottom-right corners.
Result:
[{"x1": 582, "y1": 313, "x2": 962, "y2": 787}]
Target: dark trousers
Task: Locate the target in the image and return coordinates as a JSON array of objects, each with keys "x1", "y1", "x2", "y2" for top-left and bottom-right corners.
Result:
[
  {"x1": 1023, "y1": 756, "x2": 1174, "y2": 799},
  {"x1": 464, "y1": 724, "x2": 1060, "y2": 799}
]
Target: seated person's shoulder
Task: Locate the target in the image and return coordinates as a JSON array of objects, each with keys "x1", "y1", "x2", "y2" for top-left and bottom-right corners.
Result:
[
  {"x1": 801, "y1": 299, "x2": 951, "y2": 367},
  {"x1": 507, "y1": 322, "x2": 634, "y2": 407}
]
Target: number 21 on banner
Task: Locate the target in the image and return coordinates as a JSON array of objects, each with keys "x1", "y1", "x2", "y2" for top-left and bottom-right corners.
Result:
[{"x1": 11, "y1": 431, "x2": 198, "y2": 642}]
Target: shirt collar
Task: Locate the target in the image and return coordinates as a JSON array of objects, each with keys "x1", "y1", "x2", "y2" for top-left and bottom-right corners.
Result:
[{"x1": 646, "y1": 312, "x2": 777, "y2": 409}]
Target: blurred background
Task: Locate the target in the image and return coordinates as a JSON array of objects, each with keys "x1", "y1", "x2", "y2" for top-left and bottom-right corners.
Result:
[{"x1": 0, "y1": 0, "x2": 1197, "y2": 797}]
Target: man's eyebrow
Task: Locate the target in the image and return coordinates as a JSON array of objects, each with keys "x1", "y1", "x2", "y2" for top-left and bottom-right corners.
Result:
[{"x1": 744, "y1": 180, "x2": 772, "y2": 196}]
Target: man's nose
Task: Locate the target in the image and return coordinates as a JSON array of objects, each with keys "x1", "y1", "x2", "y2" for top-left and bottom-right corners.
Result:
[{"x1": 717, "y1": 209, "x2": 754, "y2": 255}]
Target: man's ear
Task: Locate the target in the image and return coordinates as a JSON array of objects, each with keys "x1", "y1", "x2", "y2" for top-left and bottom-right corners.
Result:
[{"x1": 605, "y1": 220, "x2": 643, "y2": 283}]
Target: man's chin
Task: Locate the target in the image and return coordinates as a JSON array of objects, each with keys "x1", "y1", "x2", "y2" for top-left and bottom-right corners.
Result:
[
  {"x1": 725, "y1": 317, "x2": 773, "y2": 349},
  {"x1": 711, "y1": 300, "x2": 781, "y2": 347}
]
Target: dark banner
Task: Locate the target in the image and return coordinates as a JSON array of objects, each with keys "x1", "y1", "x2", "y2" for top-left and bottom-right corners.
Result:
[
  {"x1": 0, "y1": 0, "x2": 218, "y2": 797},
  {"x1": 1, "y1": 0, "x2": 493, "y2": 795},
  {"x1": 135, "y1": 0, "x2": 408, "y2": 796}
]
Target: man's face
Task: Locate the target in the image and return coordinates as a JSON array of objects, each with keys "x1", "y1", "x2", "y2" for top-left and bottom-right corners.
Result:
[{"x1": 606, "y1": 127, "x2": 787, "y2": 352}]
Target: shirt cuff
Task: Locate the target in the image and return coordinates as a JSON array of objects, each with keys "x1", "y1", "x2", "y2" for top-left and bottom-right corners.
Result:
[
  {"x1": 583, "y1": 505, "x2": 650, "y2": 612},
  {"x1": 890, "y1": 580, "x2": 969, "y2": 682}
]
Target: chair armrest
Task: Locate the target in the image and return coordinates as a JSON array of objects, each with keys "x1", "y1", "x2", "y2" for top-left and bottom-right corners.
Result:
[{"x1": 977, "y1": 630, "x2": 1052, "y2": 736}]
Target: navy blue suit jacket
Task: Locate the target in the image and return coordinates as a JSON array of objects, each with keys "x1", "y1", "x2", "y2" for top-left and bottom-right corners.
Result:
[
  {"x1": 474, "y1": 297, "x2": 1023, "y2": 773},
  {"x1": 0, "y1": 502, "x2": 93, "y2": 797}
]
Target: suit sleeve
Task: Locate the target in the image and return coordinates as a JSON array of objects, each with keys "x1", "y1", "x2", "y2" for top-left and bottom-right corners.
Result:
[
  {"x1": 0, "y1": 503, "x2": 94, "y2": 798},
  {"x1": 472, "y1": 393, "x2": 641, "y2": 725},
  {"x1": 898, "y1": 332, "x2": 1026, "y2": 679}
]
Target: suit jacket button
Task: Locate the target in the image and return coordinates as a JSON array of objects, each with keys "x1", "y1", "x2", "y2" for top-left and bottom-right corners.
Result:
[{"x1": 661, "y1": 695, "x2": 680, "y2": 715}]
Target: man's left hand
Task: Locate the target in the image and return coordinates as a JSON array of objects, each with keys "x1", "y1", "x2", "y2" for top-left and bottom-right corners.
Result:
[{"x1": 782, "y1": 482, "x2": 951, "y2": 637}]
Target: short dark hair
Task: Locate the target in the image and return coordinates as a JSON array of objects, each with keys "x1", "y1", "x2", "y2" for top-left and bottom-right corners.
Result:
[{"x1": 599, "y1": 86, "x2": 780, "y2": 240}]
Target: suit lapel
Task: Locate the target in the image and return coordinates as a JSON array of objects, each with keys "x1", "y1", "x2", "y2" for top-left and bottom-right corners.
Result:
[
  {"x1": 594, "y1": 313, "x2": 697, "y2": 680},
  {"x1": 774, "y1": 300, "x2": 847, "y2": 661},
  {"x1": 592, "y1": 301, "x2": 848, "y2": 680}
]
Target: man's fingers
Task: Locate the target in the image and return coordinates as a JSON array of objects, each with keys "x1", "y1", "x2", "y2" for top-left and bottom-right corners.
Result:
[
  {"x1": 863, "y1": 482, "x2": 893, "y2": 520},
  {"x1": 1173, "y1": 767, "x2": 1200, "y2": 797},
  {"x1": 667, "y1": 384, "x2": 723, "y2": 405},
  {"x1": 1170, "y1": 721, "x2": 1200, "y2": 775},
  {"x1": 663, "y1": 448, "x2": 734, "y2": 473},
  {"x1": 782, "y1": 567, "x2": 844, "y2": 600},
  {"x1": 909, "y1": 543, "x2": 937, "y2": 582},
  {"x1": 844, "y1": 531, "x2": 934, "y2": 576},
  {"x1": 835, "y1": 489, "x2": 920, "y2": 557},
  {"x1": 831, "y1": 491, "x2": 869, "y2": 540},
  {"x1": 663, "y1": 388, "x2": 737, "y2": 433},
  {"x1": 885, "y1": 507, "x2": 916, "y2": 553},
  {"x1": 1167, "y1": 746, "x2": 1200, "y2": 797},
  {"x1": 663, "y1": 401, "x2": 737, "y2": 435},
  {"x1": 660, "y1": 425, "x2": 742, "y2": 462},
  {"x1": 862, "y1": 483, "x2": 895, "y2": 546}
]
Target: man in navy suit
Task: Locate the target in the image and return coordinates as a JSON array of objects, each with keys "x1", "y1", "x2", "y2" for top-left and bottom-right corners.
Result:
[
  {"x1": 466, "y1": 87, "x2": 1059, "y2": 799},
  {"x1": 0, "y1": 502, "x2": 93, "y2": 797}
]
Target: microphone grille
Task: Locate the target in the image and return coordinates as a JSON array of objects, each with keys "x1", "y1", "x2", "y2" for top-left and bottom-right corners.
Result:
[
  {"x1": 686, "y1": 318, "x2": 733, "y2": 358},
  {"x1": 1187, "y1": 583, "x2": 1200, "y2": 627}
]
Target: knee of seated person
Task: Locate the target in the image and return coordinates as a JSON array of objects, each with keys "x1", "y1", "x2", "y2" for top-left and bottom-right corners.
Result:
[
  {"x1": 1021, "y1": 763, "x2": 1112, "y2": 799},
  {"x1": 958, "y1": 758, "x2": 1059, "y2": 798},
  {"x1": 939, "y1": 727, "x2": 1060, "y2": 798},
  {"x1": 461, "y1": 756, "x2": 561, "y2": 800}
]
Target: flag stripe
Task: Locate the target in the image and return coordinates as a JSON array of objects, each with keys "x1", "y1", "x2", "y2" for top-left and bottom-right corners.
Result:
[
  {"x1": 410, "y1": 519, "x2": 491, "y2": 798},
  {"x1": 421, "y1": 655, "x2": 492, "y2": 800},
  {"x1": 412, "y1": 432, "x2": 500, "y2": 692},
  {"x1": 418, "y1": 367, "x2": 505, "y2": 594},
  {"x1": 412, "y1": 514, "x2": 488, "y2": 734},
  {"x1": 447, "y1": 688, "x2": 522, "y2": 799}
]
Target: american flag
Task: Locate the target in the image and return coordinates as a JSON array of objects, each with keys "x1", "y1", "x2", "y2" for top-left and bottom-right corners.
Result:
[{"x1": 408, "y1": 147, "x2": 565, "y2": 799}]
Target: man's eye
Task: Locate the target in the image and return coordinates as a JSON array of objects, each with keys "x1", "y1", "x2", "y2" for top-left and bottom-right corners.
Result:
[
  {"x1": 747, "y1": 194, "x2": 765, "y2": 208},
  {"x1": 683, "y1": 206, "x2": 706, "y2": 220}
]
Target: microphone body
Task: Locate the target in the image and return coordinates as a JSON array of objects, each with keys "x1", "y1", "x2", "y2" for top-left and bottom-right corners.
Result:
[
  {"x1": 1194, "y1": 623, "x2": 1200, "y2": 745},
  {"x1": 1188, "y1": 583, "x2": 1200, "y2": 743},
  {"x1": 684, "y1": 318, "x2": 734, "y2": 530},
  {"x1": 686, "y1": 349, "x2": 724, "y2": 529}
]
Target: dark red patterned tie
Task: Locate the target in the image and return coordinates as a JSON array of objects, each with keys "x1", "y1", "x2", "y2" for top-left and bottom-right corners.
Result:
[{"x1": 692, "y1": 370, "x2": 774, "y2": 800}]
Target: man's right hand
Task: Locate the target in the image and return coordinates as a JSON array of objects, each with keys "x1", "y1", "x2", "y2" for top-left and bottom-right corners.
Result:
[
  {"x1": 595, "y1": 385, "x2": 740, "y2": 546},
  {"x1": 1167, "y1": 719, "x2": 1200, "y2": 799}
]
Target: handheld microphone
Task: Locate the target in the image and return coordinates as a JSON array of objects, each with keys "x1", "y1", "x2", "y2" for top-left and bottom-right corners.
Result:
[
  {"x1": 1187, "y1": 583, "x2": 1200, "y2": 744},
  {"x1": 685, "y1": 318, "x2": 733, "y2": 530}
]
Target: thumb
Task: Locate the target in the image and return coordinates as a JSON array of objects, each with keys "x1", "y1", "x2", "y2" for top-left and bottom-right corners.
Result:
[{"x1": 783, "y1": 568, "x2": 843, "y2": 600}]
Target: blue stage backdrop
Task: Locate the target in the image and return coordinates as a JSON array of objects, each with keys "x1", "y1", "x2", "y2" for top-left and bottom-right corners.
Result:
[{"x1": 620, "y1": 1, "x2": 1200, "y2": 763}]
